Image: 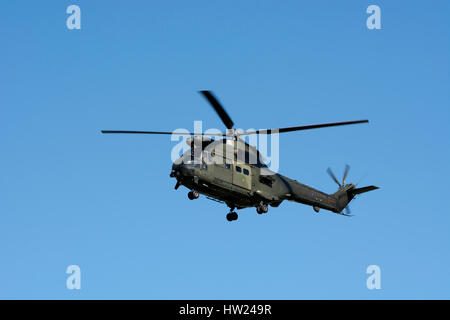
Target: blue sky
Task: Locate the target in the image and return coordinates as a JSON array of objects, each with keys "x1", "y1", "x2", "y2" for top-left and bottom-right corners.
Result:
[{"x1": 1, "y1": 1, "x2": 449, "y2": 299}]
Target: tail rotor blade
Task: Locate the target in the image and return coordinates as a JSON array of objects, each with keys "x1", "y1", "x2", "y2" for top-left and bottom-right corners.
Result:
[
  {"x1": 342, "y1": 164, "x2": 350, "y2": 185},
  {"x1": 344, "y1": 206, "x2": 351, "y2": 216},
  {"x1": 327, "y1": 168, "x2": 341, "y2": 187}
]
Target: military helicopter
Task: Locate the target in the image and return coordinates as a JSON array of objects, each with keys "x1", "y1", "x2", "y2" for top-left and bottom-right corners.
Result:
[{"x1": 102, "y1": 91, "x2": 378, "y2": 221}]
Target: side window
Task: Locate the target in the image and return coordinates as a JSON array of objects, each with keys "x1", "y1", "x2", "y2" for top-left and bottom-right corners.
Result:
[
  {"x1": 236, "y1": 166, "x2": 242, "y2": 173},
  {"x1": 225, "y1": 163, "x2": 231, "y2": 170},
  {"x1": 259, "y1": 175, "x2": 273, "y2": 188},
  {"x1": 243, "y1": 168, "x2": 249, "y2": 176}
]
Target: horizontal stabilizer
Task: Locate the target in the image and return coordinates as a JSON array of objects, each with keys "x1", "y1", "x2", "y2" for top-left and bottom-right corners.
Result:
[{"x1": 352, "y1": 185, "x2": 379, "y2": 195}]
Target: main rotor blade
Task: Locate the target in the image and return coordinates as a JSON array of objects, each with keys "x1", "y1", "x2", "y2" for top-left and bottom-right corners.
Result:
[
  {"x1": 342, "y1": 164, "x2": 350, "y2": 185},
  {"x1": 327, "y1": 168, "x2": 341, "y2": 187},
  {"x1": 239, "y1": 120, "x2": 369, "y2": 135},
  {"x1": 199, "y1": 90, "x2": 234, "y2": 129},
  {"x1": 101, "y1": 130, "x2": 226, "y2": 136}
]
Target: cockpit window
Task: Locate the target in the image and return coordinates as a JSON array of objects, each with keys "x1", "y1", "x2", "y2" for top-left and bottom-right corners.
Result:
[
  {"x1": 243, "y1": 168, "x2": 249, "y2": 175},
  {"x1": 181, "y1": 151, "x2": 200, "y2": 167},
  {"x1": 236, "y1": 166, "x2": 242, "y2": 173}
]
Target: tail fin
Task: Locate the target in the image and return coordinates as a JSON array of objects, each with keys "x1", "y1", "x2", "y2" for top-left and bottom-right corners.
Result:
[
  {"x1": 332, "y1": 184, "x2": 379, "y2": 214},
  {"x1": 351, "y1": 185, "x2": 379, "y2": 195}
]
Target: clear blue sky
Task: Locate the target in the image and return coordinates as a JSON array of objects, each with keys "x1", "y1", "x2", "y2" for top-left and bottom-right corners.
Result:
[{"x1": 1, "y1": 1, "x2": 449, "y2": 299}]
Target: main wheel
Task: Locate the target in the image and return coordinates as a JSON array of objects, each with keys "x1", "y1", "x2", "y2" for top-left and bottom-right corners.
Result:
[
  {"x1": 262, "y1": 204, "x2": 268, "y2": 213},
  {"x1": 257, "y1": 204, "x2": 268, "y2": 214},
  {"x1": 188, "y1": 190, "x2": 199, "y2": 200},
  {"x1": 226, "y1": 212, "x2": 238, "y2": 221}
]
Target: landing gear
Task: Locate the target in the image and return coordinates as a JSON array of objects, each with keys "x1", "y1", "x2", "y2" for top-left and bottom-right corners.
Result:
[
  {"x1": 226, "y1": 211, "x2": 238, "y2": 221},
  {"x1": 226, "y1": 204, "x2": 238, "y2": 222},
  {"x1": 256, "y1": 202, "x2": 268, "y2": 214},
  {"x1": 187, "y1": 190, "x2": 199, "y2": 200}
]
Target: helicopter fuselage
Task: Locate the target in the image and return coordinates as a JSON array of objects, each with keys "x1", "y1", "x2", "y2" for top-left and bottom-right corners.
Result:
[
  {"x1": 171, "y1": 160, "x2": 345, "y2": 213},
  {"x1": 169, "y1": 139, "x2": 349, "y2": 215}
]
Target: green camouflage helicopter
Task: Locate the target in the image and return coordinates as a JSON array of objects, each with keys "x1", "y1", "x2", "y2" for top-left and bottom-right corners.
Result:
[{"x1": 102, "y1": 91, "x2": 378, "y2": 222}]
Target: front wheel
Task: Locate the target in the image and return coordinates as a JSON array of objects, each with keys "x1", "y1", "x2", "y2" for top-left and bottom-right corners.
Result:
[{"x1": 188, "y1": 190, "x2": 199, "y2": 200}]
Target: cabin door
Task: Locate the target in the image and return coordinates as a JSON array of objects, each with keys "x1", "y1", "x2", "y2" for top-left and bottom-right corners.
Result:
[{"x1": 232, "y1": 163, "x2": 252, "y2": 190}]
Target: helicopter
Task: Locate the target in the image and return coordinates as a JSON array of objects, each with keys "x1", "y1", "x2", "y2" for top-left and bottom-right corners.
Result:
[{"x1": 102, "y1": 91, "x2": 378, "y2": 222}]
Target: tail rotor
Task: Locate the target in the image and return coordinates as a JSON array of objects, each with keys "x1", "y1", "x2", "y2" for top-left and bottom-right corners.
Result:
[
  {"x1": 327, "y1": 164, "x2": 353, "y2": 216},
  {"x1": 327, "y1": 164, "x2": 379, "y2": 216},
  {"x1": 327, "y1": 164, "x2": 351, "y2": 189}
]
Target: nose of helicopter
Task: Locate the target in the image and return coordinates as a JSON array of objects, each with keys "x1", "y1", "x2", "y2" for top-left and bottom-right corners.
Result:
[
  {"x1": 170, "y1": 163, "x2": 195, "y2": 178},
  {"x1": 170, "y1": 163, "x2": 181, "y2": 178}
]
